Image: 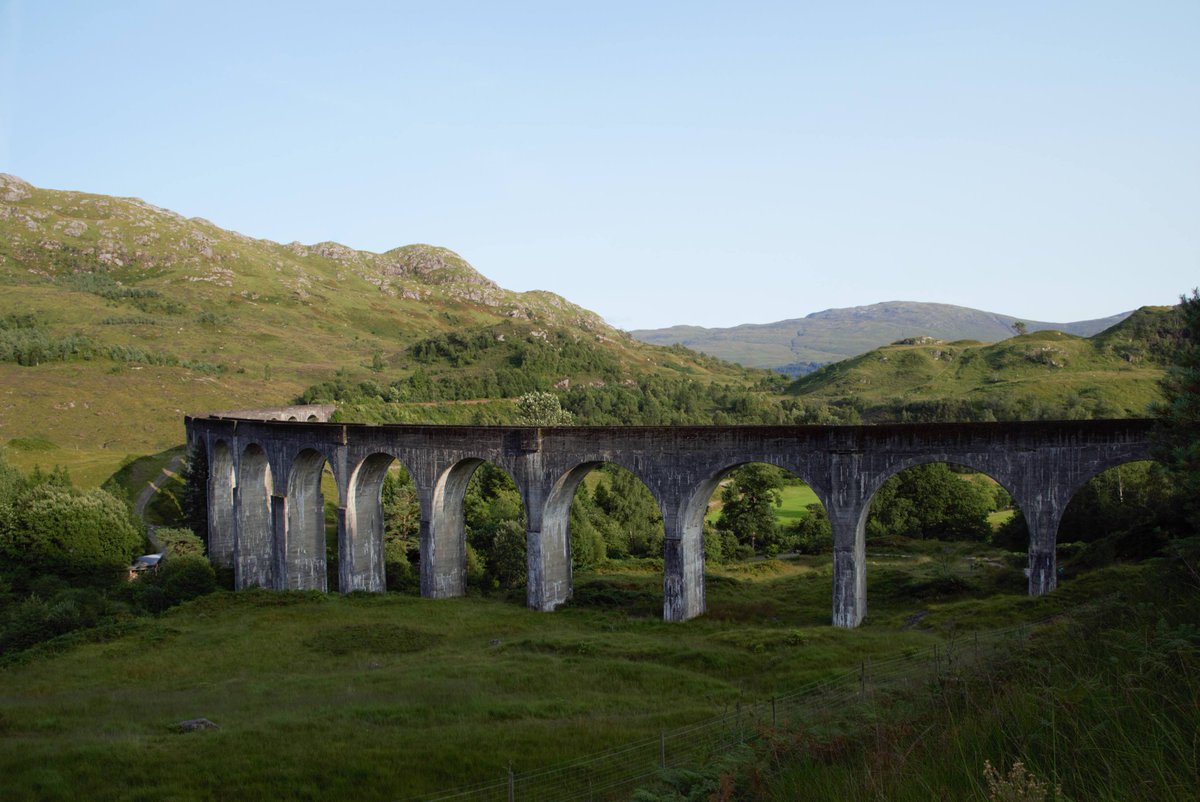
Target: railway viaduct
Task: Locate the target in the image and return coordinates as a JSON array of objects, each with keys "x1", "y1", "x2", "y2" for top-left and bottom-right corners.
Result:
[{"x1": 185, "y1": 411, "x2": 1154, "y2": 627}]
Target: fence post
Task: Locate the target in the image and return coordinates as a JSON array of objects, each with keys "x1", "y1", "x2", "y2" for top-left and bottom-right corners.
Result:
[
  {"x1": 508, "y1": 765, "x2": 515, "y2": 802},
  {"x1": 772, "y1": 696, "x2": 777, "y2": 728},
  {"x1": 661, "y1": 731, "x2": 666, "y2": 769}
]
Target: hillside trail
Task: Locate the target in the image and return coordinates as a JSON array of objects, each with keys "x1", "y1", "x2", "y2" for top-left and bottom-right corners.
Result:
[{"x1": 135, "y1": 454, "x2": 185, "y2": 551}]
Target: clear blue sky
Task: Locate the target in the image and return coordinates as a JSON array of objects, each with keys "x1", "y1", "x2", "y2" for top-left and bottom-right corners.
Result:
[{"x1": 2, "y1": 1, "x2": 1197, "y2": 329}]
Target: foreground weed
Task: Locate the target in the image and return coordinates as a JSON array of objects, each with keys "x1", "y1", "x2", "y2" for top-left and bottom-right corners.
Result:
[{"x1": 984, "y1": 759, "x2": 1063, "y2": 802}]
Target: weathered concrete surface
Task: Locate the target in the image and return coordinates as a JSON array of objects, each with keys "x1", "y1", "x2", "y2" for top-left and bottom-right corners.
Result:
[
  {"x1": 208, "y1": 404, "x2": 337, "y2": 422},
  {"x1": 185, "y1": 417, "x2": 1155, "y2": 626}
]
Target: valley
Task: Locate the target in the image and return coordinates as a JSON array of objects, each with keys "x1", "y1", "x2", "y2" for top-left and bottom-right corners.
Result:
[{"x1": 0, "y1": 175, "x2": 1196, "y2": 802}]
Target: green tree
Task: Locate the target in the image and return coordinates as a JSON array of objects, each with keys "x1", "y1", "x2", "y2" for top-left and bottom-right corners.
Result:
[
  {"x1": 28, "y1": 464, "x2": 72, "y2": 489},
  {"x1": 180, "y1": 444, "x2": 209, "y2": 544},
  {"x1": 0, "y1": 450, "x2": 23, "y2": 499},
  {"x1": 128, "y1": 555, "x2": 217, "y2": 612},
  {"x1": 1155, "y1": 289, "x2": 1200, "y2": 529},
  {"x1": 1058, "y1": 462, "x2": 1180, "y2": 544},
  {"x1": 382, "y1": 470, "x2": 420, "y2": 543},
  {"x1": 463, "y1": 463, "x2": 527, "y2": 590},
  {"x1": 488, "y1": 519, "x2": 527, "y2": 590},
  {"x1": 0, "y1": 484, "x2": 143, "y2": 579},
  {"x1": 716, "y1": 464, "x2": 784, "y2": 553},
  {"x1": 568, "y1": 488, "x2": 607, "y2": 570},
  {"x1": 515, "y1": 391, "x2": 575, "y2": 425},
  {"x1": 0, "y1": 449, "x2": 25, "y2": 534},
  {"x1": 867, "y1": 464, "x2": 993, "y2": 542},
  {"x1": 791, "y1": 503, "x2": 833, "y2": 554},
  {"x1": 154, "y1": 527, "x2": 206, "y2": 557},
  {"x1": 381, "y1": 469, "x2": 421, "y2": 591},
  {"x1": 592, "y1": 467, "x2": 663, "y2": 557}
]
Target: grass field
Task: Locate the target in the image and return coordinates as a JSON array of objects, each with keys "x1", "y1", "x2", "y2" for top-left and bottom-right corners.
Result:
[
  {"x1": 988, "y1": 508, "x2": 1016, "y2": 528},
  {"x1": 775, "y1": 483, "x2": 822, "y2": 524},
  {"x1": 0, "y1": 537, "x2": 1102, "y2": 802},
  {"x1": 705, "y1": 480, "x2": 822, "y2": 527}
]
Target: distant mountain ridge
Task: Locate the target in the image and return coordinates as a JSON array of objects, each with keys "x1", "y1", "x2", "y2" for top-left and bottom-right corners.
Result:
[
  {"x1": 782, "y1": 305, "x2": 1178, "y2": 423},
  {"x1": 631, "y1": 301, "x2": 1133, "y2": 374}
]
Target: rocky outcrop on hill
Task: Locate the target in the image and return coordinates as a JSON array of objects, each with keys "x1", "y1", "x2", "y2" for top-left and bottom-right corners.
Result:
[{"x1": 0, "y1": 175, "x2": 616, "y2": 335}]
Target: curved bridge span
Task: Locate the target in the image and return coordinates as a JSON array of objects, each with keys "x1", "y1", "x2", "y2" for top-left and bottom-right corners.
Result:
[{"x1": 186, "y1": 413, "x2": 1154, "y2": 627}]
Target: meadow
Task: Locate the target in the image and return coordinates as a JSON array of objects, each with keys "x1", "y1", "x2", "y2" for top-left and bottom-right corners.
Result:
[{"x1": 0, "y1": 536, "x2": 1137, "y2": 802}]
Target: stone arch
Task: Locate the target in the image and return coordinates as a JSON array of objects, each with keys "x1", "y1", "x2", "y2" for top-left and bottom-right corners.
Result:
[
  {"x1": 843, "y1": 457, "x2": 1023, "y2": 625},
  {"x1": 428, "y1": 458, "x2": 531, "y2": 601},
  {"x1": 536, "y1": 462, "x2": 598, "y2": 611},
  {"x1": 427, "y1": 458, "x2": 484, "y2": 599},
  {"x1": 284, "y1": 448, "x2": 336, "y2": 591},
  {"x1": 236, "y1": 442, "x2": 274, "y2": 589},
  {"x1": 207, "y1": 439, "x2": 236, "y2": 568},
  {"x1": 681, "y1": 460, "x2": 832, "y2": 559},
  {"x1": 541, "y1": 460, "x2": 667, "y2": 612},
  {"x1": 538, "y1": 461, "x2": 660, "y2": 609},
  {"x1": 674, "y1": 460, "x2": 831, "y2": 622},
  {"x1": 1054, "y1": 457, "x2": 1169, "y2": 555},
  {"x1": 854, "y1": 457, "x2": 1017, "y2": 543},
  {"x1": 1061, "y1": 454, "x2": 1162, "y2": 506},
  {"x1": 342, "y1": 452, "x2": 401, "y2": 593},
  {"x1": 860, "y1": 454, "x2": 1020, "y2": 510}
]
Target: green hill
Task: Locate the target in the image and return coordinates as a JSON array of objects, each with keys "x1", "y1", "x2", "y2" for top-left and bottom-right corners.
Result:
[
  {"x1": 632, "y1": 301, "x2": 1132, "y2": 373},
  {"x1": 0, "y1": 173, "x2": 1181, "y2": 484},
  {"x1": 786, "y1": 306, "x2": 1179, "y2": 422},
  {"x1": 0, "y1": 174, "x2": 766, "y2": 484}
]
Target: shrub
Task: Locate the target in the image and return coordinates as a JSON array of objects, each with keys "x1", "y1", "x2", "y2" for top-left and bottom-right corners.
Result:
[
  {"x1": 0, "y1": 484, "x2": 143, "y2": 580},
  {"x1": 155, "y1": 527, "x2": 205, "y2": 557},
  {"x1": 791, "y1": 504, "x2": 833, "y2": 554},
  {"x1": 0, "y1": 586, "x2": 111, "y2": 656},
  {"x1": 128, "y1": 556, "x2": 217, "y2": 612}
]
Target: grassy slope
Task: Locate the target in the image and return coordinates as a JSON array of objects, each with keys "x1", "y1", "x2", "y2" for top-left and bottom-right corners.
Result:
[
  {"x1": 0, "y1": 175, "x2": 763, "y2": 484},
  {"x1": 1, "y1": 175, "x2": 1176, "y2": 485},
  {"x1": 787, "y1": 309, "x2": 1174, "y2": 418},
  {"x1": 755, "y1": 563, "x2": 1200, "y2": 801},
  {"x1": 1, "y1": 540, "x2": 1089, "y2": 802}
]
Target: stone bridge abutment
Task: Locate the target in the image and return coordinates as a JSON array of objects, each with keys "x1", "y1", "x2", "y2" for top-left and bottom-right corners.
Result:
[{"x1": 185, "y1": 414, "x2": 1154, "y2": 628}]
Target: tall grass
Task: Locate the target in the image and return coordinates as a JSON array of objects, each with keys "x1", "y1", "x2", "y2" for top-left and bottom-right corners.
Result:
[
  {"x1": 3, "y1": 549, "x2": 1191, "y2": 801},
  {"x1": 632, "y1": 562, "x2": 1200, "y2": 801}
]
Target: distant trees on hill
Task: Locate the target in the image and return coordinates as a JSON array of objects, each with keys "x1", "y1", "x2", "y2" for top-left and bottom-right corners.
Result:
[{"x1": 0, "y1": 313, "x2": 96, "y2": 366}]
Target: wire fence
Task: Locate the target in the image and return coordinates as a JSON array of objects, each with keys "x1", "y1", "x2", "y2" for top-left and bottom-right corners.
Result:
[{"x1": 398, "y1": 610, "x2": 1087, "y2": 802}]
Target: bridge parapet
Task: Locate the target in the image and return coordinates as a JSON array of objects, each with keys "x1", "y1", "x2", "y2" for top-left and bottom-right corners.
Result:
[
  {"x1": 204, "y1": 403, "x2": 337, "y2": 423},
  {"x1": 185, "y1": 416, "x2": 1156, "y2": 627}
]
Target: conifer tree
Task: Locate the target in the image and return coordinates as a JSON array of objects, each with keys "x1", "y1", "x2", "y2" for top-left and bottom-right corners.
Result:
[{"x1": 1155, "y1": 289, "x2": 1200, "y2": 528}]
